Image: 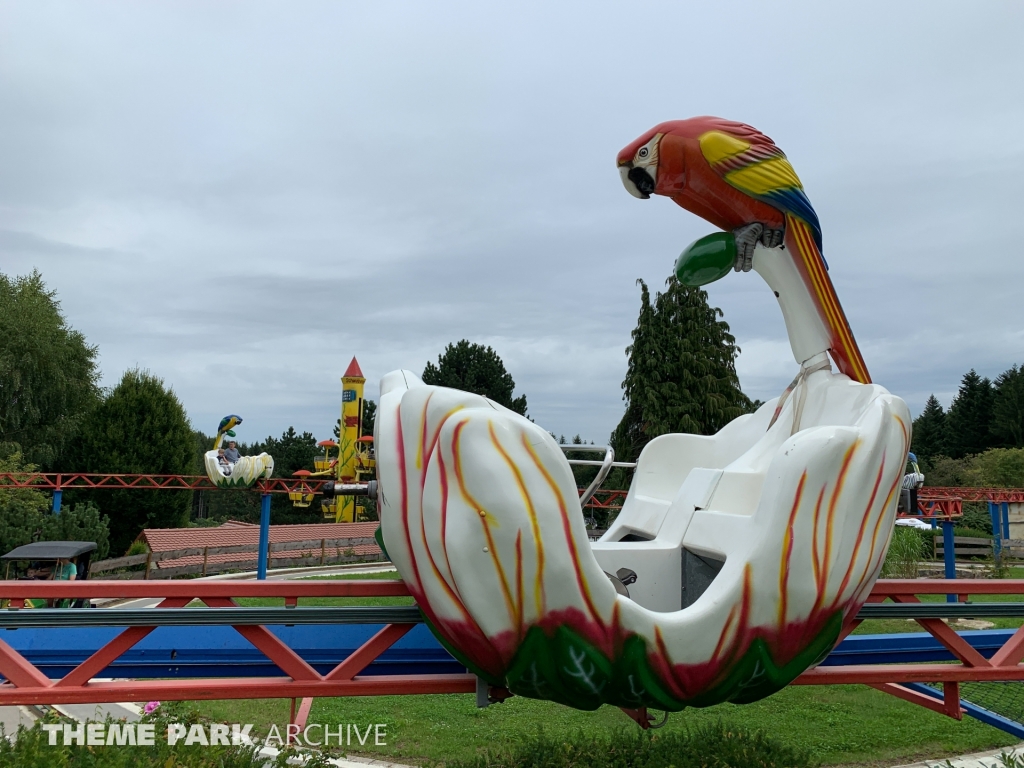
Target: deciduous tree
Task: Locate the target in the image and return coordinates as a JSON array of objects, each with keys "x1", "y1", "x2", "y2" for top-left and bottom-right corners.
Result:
[
  {"x1": 0, "y1": 271, "x2": 100, "y2": 467},
  {"x1": 423, "y1": 341, "x2": 527, "y2": 415}
]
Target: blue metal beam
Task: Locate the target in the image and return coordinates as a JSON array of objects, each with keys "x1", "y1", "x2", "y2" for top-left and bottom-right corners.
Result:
[
  {"x1": 0, "y1": 623, "x2": 463, "y2": 679},
  {"x1": 904, "y1": 682, "x2": 1024, "y2": 740},
  {"x1": 821, "y1": 629, "x2": 1013, "y2": 666}
]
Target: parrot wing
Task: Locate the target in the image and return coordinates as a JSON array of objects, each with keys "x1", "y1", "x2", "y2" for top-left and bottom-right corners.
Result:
[{"x1": 696, "y1": 119, "x2": 823, "y2": 254}]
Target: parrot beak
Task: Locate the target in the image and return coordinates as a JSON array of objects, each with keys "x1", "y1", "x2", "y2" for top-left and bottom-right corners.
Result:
[{"x1": 618, "y1": 164, "x2": 656, "y2": 199}]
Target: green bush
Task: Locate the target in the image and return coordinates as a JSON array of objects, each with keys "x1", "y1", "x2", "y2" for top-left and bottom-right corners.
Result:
[
  {"x1": 440, "y1": 723, "x2": 814, "y2": 768},
  {"x1": 40, "y1": 500, "x2": 111, "y2": 560},
  {"x1": 125, "y1": 540, "x2": 149, "y2": 556},
  {"x1": 882, "y1": 526, "x2": 925, "y2": 578},
  {"x1": 0, "y1": 704, "x2": 286, "y2": 768},
  {"x1": 961, "y1": 503, "x2": 993, "y2": 535}
]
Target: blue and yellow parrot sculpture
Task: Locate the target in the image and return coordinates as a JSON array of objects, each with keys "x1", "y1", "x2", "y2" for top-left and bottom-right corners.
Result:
[{"x1": 213, "y1": 414, "x2": 243, "y2": 449}]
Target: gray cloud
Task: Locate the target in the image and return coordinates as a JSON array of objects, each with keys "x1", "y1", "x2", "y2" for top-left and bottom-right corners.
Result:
[{"x1": 1, "y1": 1, "x2": 1022, "y2": 446}]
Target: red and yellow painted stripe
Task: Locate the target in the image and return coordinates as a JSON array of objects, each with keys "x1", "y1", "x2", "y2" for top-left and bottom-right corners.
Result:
[{"x1": 786, "y1": 215, "x2": 871, "y2": 384}]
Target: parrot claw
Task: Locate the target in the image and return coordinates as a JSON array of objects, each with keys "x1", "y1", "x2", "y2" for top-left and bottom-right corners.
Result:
[{"x1": 732, "y1": 223, "x2": 785, "y2": 272}]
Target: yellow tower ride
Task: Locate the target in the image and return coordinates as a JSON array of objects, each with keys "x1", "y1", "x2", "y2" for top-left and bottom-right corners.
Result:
[{"x1": 317, "y1": 357, "x2": 375, "y2": 522}]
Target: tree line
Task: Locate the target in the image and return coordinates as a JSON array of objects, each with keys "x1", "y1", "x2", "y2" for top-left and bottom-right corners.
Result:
[
  {"x1": 911, "y1": 367, "x2": 1024, "y2": 489},
  {"x1": 6, "y1": 263, "x2": 1021, "y2": 558},
  {"x1": 0, "y1": 270, "x2": 379, "y2": 556}
]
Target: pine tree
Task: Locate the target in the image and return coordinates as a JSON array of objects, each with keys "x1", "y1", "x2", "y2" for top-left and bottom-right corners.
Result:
[
  {"x1": 422, "y1": 341, "x2": 528, "y2": 415},
  {"x1": 992, "y1": 364, "x2": 1024, "y2": 448},
  {"x1": 250, "y1": 427, "x2": 321, "y2": 525},
  {"x1": 610, "y1": 277, "x2": 751, "y2": 463},
  {"x1": 70, "y1": 369, "x2": 196, "y2": 555},
  {"x1": 911, "y1": 394, "x2": 948, "y2": 461},
  {"x1": 946, "y1": 369, "x2": 996, "y2": 459}
]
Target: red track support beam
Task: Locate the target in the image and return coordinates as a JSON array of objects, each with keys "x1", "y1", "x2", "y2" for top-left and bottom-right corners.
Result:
[
  {"x1": 869, "y1": 683, "x2": 962, "y2": 720},
  {"x1": 0, "y1": 579, "x2": 1020, "y2": 714},
  {"x1": 57, "y1": 597, "x2": 191, "y2": 688},
  {"x1": 325, "y1": 623, "x2": 414, "y2": 681},
  {"x1": 0, "y1": 675, "x2": 478, "y2": 705}
]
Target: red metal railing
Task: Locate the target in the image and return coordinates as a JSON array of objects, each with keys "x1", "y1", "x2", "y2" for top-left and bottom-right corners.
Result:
[
  {"x1": 922, "y1": 488, "x2": 1024, "y2": 504},
  {"x1": 0, "y1": 580, "x2": 472, "y2": 726},
  {"x1": 0, "y1": 579, "x2": 1021, "y2": 725},
  {"x1": 795, "y1": 579, "x2": 1024, "y2": 720},
  {"x1": 2, "y1": 474, "x2": 1019, "y2": 509},
  {"x1": 0, "y1": 472, "x2": 331, "y2": 495},
  {"x1": 914, "y1": 496, "x2": 962, "y2": 518}
]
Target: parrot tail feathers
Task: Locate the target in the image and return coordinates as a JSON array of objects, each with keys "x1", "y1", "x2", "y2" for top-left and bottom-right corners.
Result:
[{"x1": 784, "y1": 214, "x2": 871, "y2": 385}]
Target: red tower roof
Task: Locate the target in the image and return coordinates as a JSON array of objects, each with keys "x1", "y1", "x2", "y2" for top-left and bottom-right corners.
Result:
[{"x1": 342, "y1": 357, "x2": 364, "y2": 379}]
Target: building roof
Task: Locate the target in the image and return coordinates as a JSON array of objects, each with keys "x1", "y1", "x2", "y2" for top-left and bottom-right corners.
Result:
[
  {"x1": 3, "y1": 541, "x2": 98, "y2": 560},
  {"x1": 141, "y1": 521, "x2": 380, "y2": 553}
]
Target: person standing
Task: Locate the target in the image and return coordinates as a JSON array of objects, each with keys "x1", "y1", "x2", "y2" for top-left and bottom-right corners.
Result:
[{"x1": 902, "y1": 452, "x2": 925, "y2": 515}]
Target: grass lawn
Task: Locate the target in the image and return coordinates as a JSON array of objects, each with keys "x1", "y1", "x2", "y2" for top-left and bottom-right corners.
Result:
[
  {"x1": 193, "y1": 686, "x2": 1018, "y2": 767},
  {"x1": 189, "y1": 571, "x2": 1024, "y2": 765},
  {"x1": 229, "y1": 569, "x2": 412, "y2": 608}
]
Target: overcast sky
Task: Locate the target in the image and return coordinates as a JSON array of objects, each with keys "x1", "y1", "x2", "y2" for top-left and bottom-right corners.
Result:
[{"x1": 2, "y1": 1, "x2": 1022, "y2": 446}]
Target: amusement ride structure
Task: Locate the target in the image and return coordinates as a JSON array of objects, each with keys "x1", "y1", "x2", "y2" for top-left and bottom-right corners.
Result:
[
  {"x1": 376, "y1": 116, "x2": 909, "y2": 713},
  {"x1": 1, "y1": 117, "x2": 1024, "y2": 740}
]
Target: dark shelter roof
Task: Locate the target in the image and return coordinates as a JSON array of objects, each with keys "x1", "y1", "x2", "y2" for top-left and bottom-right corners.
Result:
[{"x1": 2, "y1": 541, "x2": 97, "y2": 560}]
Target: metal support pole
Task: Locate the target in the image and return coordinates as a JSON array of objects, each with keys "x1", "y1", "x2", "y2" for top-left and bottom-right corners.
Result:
[
  {"x1": 1002, "y1": 502, "x2": 1011, "y2": 545},
  {"x1": 991, "y1": 501, "x2": 1002, "y2": 557},
  {"x1": 257, "y1": 493, "x2": 271, "y2": 581},
  {"x1": 52, "y1": 490, "x2": 62, "y2": 515},
  {"x1": 942, "y1": 519, "x2": 956, "y2": 603}
]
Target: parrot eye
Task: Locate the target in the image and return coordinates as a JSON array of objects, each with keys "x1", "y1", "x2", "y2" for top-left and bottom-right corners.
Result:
[{"x1": 637, "y1": 147, "x2": 649, "y2": 159}]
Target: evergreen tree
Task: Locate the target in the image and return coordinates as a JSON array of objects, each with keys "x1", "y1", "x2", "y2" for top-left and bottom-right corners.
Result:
[
  {"x1": 40, "y1": 501, "x2": 110, "y2": 560},
  {"x1": 251, "y1": 427, "x2": 321, "y2": 525},
  {"x1": 911, "y1": 394, "x2": 948, "y2": 461},
  {"x1": 992, "y1": 364, "x2": 1024, "y2": 448},
  {"x1": 422, "y1": 340, "x2": 528, "y2": 415},
  {"x1": 610, "y1": 277, "x2": 751, "y2": 463},
  {"x1": 0, "y1": 271, "x2": 101, "y2": 467},
  {"x1": 71, "y1": 369, "x2": 196, "y2": 554},
  {"x1": 946, "y1": 369, "x2": 996, "y2": 459}
]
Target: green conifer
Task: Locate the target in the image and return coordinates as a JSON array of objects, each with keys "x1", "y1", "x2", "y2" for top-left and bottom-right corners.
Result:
[
  {"x1": 992, "y1": 364, "x2": 1024, "y2": 448},
  {"x1": 610, "y1": 277, "x2": 751, "y2": 463},
  {"x1": 71, "y1": 369, "x2": 195, "y2": 554},
  {"x1": 911, "y1": 394, "x2": 948, "y2": 461},
  {"x1": 946, "y1": 369, "x2": 996, "y2": 459}
]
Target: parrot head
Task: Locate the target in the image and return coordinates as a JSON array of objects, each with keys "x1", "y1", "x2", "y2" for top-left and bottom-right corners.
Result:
[
  {"x1": 217, "y1": 414, "x2": 243, "y2": 435},
  {"x1": 616, "y1": 125, "x2": 668, "y2": 199}
]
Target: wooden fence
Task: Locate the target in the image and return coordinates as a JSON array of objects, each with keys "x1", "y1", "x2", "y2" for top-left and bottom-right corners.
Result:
[
  {"x1": 88, "y1": 536, "x2": 382, "y2": 580},
  {"x1": 933, "y1": 535, "x2": 993, "y2": 560},
  {"x1": 931, "y1": 536, "x2": 1024, "y2": 560}
]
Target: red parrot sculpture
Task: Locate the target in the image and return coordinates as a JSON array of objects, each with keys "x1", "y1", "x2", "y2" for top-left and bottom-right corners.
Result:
[{"x1": 617, "y1": 117, "x2": 870, "y2": 384}]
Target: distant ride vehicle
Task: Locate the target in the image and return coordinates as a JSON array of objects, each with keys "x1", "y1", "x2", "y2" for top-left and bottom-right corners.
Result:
[{"x1": 1, "y1": 541, "x2": 98, "y2": 608}]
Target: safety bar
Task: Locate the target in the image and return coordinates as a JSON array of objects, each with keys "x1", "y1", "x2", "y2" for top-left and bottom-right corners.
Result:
[{"x1": 559, "y1": 445, "x2": 634, "y2": 507}]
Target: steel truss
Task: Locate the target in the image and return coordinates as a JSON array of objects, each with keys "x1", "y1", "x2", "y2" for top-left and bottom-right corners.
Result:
[
  {"x1": 0, "y1": 580, "x2": 1022, "y2": 729},
  {"x1": 795, "y1": 579, "x2": 1024, "y2": 723}
]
